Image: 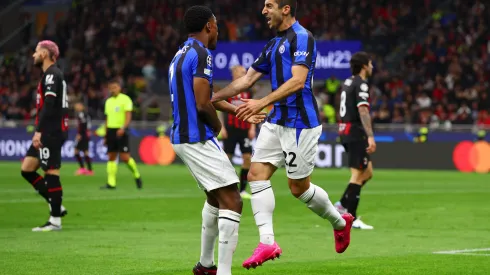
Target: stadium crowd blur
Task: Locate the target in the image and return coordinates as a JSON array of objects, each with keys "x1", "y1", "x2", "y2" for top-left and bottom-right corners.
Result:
[{"x1": 0, "y1": 0, "x2": 489, "y2": 128}]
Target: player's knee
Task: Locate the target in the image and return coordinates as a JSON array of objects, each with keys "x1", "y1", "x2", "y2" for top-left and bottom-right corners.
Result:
[
  {"x1": 119, "y1": 154, "x2": 130, "y2": 162},
  {"x1": 214, "y1": 185, "x2": 243, "y2": 213},
  {"x1": 222, "y1": 194, "x2": 243, "y2": 213},
  {"x1": 74, "y1": 150, "x2": 80, "y2": 155},
  {"x1": 247, "y1": 166, "x2": 260, "y2": 182},
  {"x1": 364, "y1": 170, "x2": 373, "y2": 181},
  {"x1": 21, "y1": 158, "x2": 38, "y2": 172},
  {"x1": 107, "y1": 153, "x2": 117, "y2": 161},
  {"x1": 288, "y1": 178, "x2": 310, "y2": 198},
  {"x1": 242, "y1": 154, "x2": 251, "y2": 168}
]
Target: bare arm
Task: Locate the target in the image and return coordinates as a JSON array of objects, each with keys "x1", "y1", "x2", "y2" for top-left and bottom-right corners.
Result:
[
  {"x1": 260, "y1": 65, "x2": 309, "y2": 106},
  {"x1": 194, "y1": 77, "x2": 221, "y2": 134},
  {"x1": 124, "y1": 111, "x2": 131, "y2": 129},
  {"x1": 213, "y1": 100, "x2": 237, "y2": 115},
  {"x1": 359, "y1": 106, "x2": 374, "y2": 137},
  {"x1": 212, "y1": 67, "x2": 263, "y2": 102}
]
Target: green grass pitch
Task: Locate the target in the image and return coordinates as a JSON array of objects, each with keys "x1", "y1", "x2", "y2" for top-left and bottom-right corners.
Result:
[{"x1": 0, "y1": 162, "x2": 489, "y2": 275}]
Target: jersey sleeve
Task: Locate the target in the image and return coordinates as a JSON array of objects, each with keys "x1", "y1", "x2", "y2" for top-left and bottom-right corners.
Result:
[
  {"x1": 252, "y1": 40, "x2": 274, "y2": 75},
  {"x1": 104, "y1": 99, "x2": 109, "y2": 115},
  {"x1": 356, "y1": 82, "x2": 370, "y2": 108},
  {"x1": 43, "y1": 73, "x2": 61, "y2": 97},
  {"x1": 291, "y1": 32, "x2": 315, "y2": 68},
  {"x1": 124, "y1": 95, "x2": 133, "y2": 112},
  {"x1": 192, "y1": 48, "x2": 213, "y2": 82}
]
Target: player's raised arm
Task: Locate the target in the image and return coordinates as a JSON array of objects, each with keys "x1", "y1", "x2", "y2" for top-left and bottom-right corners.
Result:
[
  {"x1": 212, "y1": 67, "x2": 263, "y2": 102},
  {"x1": 36, "y1": 73, "x2": 60, "y2": 134},
  {"x1": 212, "y1": 40, "x2": 275, "y2": 102}
]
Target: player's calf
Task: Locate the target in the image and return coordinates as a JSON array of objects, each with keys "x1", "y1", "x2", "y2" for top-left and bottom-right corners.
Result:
[
  {"x1": 211, "y1": 185, "x2": 242, "y2": 275},
  {"x1": 21, "y1": 170, "x2": 49, "y2": 203},
  {"x1": 291, "y1": 178, "x2": 346, "y2": 230}
]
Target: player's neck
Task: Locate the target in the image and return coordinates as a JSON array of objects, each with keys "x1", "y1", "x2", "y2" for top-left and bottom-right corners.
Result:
[
  {"x1": 277, "y1": 17, "x2": 296, "y2": 32},
  {"x1": 188, "y1": 34, "x2": 208, "y2": 48},
  {"x1": 359, "y1": 71, "x2": 368, "y2": 81},
  {"x1": 42, "y1": 60, "x2": 55, "y2": 72}
]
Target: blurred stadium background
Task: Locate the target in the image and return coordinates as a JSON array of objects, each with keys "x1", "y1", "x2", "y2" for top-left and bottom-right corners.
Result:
[{"x1": 0, "y1": 0, "x2": 489, "y2": 274}]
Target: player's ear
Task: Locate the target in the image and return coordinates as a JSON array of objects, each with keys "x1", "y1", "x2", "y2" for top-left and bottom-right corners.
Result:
[
  {"x1": 206, "y1": 22, "x2": 211, "y2": 33},
  {"x1": 282, "y1": 5, "x2": 290, "y2": 16}
]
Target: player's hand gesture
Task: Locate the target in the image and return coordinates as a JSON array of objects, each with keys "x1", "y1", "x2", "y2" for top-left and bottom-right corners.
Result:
[
  {"x1": 76, "y1": 134, "x2": 81, "y2": 141},
  {"x1": 236, "y1": 99, "x2": 266, "y2": 121},
  {"x1": 32, "y1": 132, "x2": 42, "y2": 149},
  {"x1": 245, "y1": 112, "x2": 267, "y2": 125},
  {"x1": 366, "y1": 137, "x2": 376, "y2": 154}
]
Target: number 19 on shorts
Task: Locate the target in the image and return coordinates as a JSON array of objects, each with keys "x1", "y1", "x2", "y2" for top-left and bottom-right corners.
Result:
[{"x1": 39, "y1": 148, "x2": 50, "y2": 161}]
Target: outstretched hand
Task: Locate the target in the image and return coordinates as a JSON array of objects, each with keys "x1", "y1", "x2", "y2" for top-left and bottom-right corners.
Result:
[
  {"x1": 236, "y1": 98, "x2": 266, "y2": 121},
  {"x1": 245, "y1": 112, "x2": 267, "y2": 124}
]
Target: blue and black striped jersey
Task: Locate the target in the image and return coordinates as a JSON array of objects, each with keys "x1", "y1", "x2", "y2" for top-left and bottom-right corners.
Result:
[
  {"x1": 169, "y1": 38, "x2": 215, "y2": 144},
  {"x1": 252, "y1": 21, "x2": 320, "y2": 129}
]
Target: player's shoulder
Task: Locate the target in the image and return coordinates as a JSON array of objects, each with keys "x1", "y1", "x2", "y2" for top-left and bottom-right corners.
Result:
[
  {"x1": 190, "y1": 41, "x2": 211, "y2": 58},
  {"x1": 344, "y1": 75, "x2": 366, "y2": 86},
  {"x1": 292, "y1": 23, "x2": 315, "y2": 40},
  {"x1": 352, "y1": 75, "x2": 369, "y2": 90},
  {"x1": 45, "y1": 65, "x2": 64, "y2": 78},
  {"x1": 119, "y1": 93, "x2": 132, "y2": 101}
]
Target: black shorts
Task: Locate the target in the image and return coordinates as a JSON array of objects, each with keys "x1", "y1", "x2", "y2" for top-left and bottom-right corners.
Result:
[
  {"x1": 343, "y1": 140, "x2": 370, "y2": 170},
  {"x1": 223, "y1": 128, "x2": 252, "y2": 155},
  {"x1": 75, "y1": 137, "x2": 89, "y2": 151},
  {"x1": 26, "y1": 135, "x2": 65, "y2": 171},
  {"x1": 106, "y1": 128, "x2": 130, "y2": 153}
]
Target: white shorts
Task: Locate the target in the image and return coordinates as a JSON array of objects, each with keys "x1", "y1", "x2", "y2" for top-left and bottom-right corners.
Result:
[
  {"x1": 172, "y1": 138, "x2": 239, "y2": 191},
  {"x1": 252, "y1": 122, "x2": 322, "y2": 179}
]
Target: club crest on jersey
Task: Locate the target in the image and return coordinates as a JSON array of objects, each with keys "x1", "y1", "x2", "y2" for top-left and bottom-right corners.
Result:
[
  {"x1": 115, "y1": 106, "x2": 120, "y2": 112},
  {"x1": 360, "y1": 83, "x2": 369, "y2": 92},
  {"x1": 279, "y1": 45, "x2": 285, "y2": 54}
]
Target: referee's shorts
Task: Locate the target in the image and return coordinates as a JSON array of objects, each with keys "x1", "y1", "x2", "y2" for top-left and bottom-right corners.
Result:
[{"x1": 106, "y1": 128, "x2": 130, "y2": 153}]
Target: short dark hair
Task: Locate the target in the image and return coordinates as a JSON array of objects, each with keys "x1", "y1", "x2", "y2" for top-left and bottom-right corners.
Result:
[
  {"x1": 108, "y1": 78, "x2": 120, "y2": 85},
  {"x1": 184, "y1": 5, "x2": 214, "y2": 33},
  {"x1": 276, "y1": 0, "x2": 297, "y2": 17},
  {"x1": 350, "y1": 51, "x2": 371, "y2": 75}
]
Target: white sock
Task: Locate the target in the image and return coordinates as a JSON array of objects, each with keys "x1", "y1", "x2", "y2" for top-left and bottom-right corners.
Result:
[
  {"x1": 250, "y1": 180, "x2": 275, "y2": 245},
  {"x1": 49, "y1": 216, "x2": 61, "y2": 226},
  {"x1": 200, "y1": 201, "x2": 219, "y2": 268},
  {"x1": 217, "y1": 210, "x2": 241, "y2": 275},
  {"x1": 298, "y1": 183, "x2": 346, "y2": 230}
]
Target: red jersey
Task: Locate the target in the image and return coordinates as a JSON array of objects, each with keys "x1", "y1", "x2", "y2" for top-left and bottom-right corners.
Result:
[{"x1": 226, "y1": 90, "x2": 252, "y2": 130}]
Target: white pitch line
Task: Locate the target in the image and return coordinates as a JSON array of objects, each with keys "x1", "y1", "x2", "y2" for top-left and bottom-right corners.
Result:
[{"x1": 433, "y1": 248, "x2": 490, "y2": 255}]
